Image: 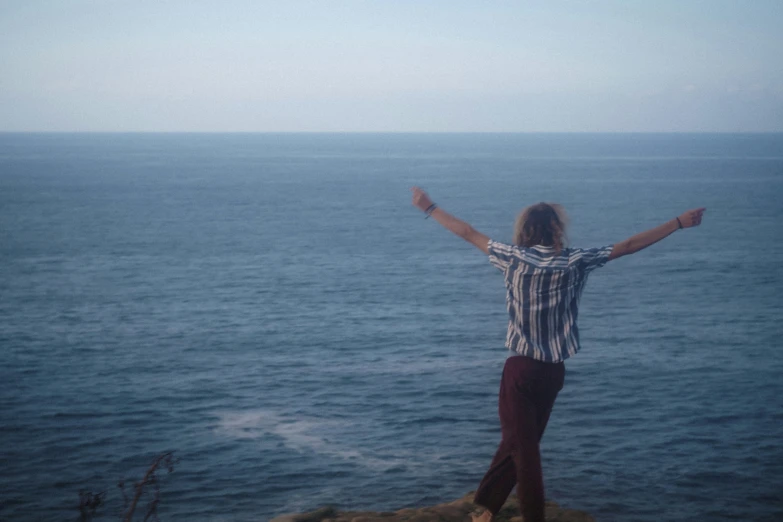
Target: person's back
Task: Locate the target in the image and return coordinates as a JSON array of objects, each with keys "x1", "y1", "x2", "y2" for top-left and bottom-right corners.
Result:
[{"x1": 488, "y1": 241, "x2": 613, "y2": 362}]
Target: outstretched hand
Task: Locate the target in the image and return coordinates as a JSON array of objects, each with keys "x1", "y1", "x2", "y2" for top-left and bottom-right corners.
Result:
[
  {"x1": 677, "y1": 208, "x2": 706, "y2": 229},
  {"x1": 410, "y1": 186, "x2": 434, "y2": 213}
]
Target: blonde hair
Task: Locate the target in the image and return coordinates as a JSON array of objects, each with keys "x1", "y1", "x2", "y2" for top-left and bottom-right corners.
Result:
[{"x1": 513, "y1": 203, "x2": 569, "y2": 253}]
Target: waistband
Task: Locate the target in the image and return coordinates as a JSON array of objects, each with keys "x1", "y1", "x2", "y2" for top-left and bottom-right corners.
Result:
[{"x1": 504, "y1": 355, "x2": 565, "y2": 373}]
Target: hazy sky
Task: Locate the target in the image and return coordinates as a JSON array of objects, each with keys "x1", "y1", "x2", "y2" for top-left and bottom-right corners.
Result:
[{"x1": 1, "y1": 0, "x2": 781, "y2": 132}]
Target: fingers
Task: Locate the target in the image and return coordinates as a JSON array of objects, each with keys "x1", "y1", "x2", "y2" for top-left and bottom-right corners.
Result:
[
  {"x1": 410, "y1": 186, "x2": 430, "y2": 212},
  {"x1": 677, "y1": 208, "x2": 705, "y2": 228},
  {"x1": 689, "y1": 208, "x2": 705, "y2": 227},
  {"x1": 410, "y1": 186, "x2": 427, "y2": 202}
]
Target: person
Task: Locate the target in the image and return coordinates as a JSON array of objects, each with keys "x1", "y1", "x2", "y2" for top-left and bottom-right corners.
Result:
[{"x1": 410, "y1": 187, "x2": 705, "y2": 522}]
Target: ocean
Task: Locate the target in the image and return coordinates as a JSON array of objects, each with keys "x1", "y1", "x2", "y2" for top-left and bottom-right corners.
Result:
[{"x1": 1, "y1": 133, "x2": 782, "y2": 522}]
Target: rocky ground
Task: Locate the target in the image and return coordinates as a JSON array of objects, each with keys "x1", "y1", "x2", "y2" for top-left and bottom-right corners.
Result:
[{"x1": 270, "y1": 492, "x2": 595, "y2": 522}]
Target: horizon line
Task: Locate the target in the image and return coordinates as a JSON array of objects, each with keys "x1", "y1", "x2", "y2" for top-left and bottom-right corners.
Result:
[{"x1": 1, "y1": 130, "x2": 782, "y2": 135}]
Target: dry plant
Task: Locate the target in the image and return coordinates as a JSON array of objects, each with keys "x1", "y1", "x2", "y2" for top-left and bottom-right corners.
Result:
[
  {"x1": 78, "y1": 489, "x2": 107, "y2": 521},
  {"x1": 78, "y1": 451, "x2": 178, "y2": 522}
]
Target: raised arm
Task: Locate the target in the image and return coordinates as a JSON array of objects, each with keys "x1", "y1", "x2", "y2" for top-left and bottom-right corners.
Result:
[
  {"x1": 608, "y1": 208, "x2": 706, "y2": 261},
  {"x1": 411, "y1": 187, "x2": 490, "y2": 254}
]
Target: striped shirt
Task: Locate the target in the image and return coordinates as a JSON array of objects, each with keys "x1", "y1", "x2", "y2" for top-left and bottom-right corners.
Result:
[{"x1": 487, "y1": 240, "x2": 613, "y2": 363}]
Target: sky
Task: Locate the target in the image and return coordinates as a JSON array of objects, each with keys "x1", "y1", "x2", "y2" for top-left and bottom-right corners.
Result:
[{"x1": 0, "y1": 0, "x2": 781, "y2": 132}]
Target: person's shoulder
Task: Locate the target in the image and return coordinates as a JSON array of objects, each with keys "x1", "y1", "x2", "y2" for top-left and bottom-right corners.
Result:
[
  {"x1": 488, "y1": 239, "x2": 523, "y2": 253},
  {"x1": 489, "y1": 239, "x2": 514, "y2": 248},
  {"x1": 567, "y1": 245, "x2": 610, "y2": 255},
  {"x1": 565, "y1": 246, "x2": 593, "y2": 263},
  {"x1": 567, "y1": 245, "x2": 614, "y2": 267},
  {"x1": 487, "y1": 240, "x2": 526, "y2": 270}
]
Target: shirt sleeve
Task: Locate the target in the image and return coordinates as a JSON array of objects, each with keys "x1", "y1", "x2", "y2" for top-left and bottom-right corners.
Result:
[
  {"x1": 571, "y1": 245, "x2": 614, "y2": 274},
  {"x1": 487, "y1": 239, "x2": 519, "y2": 271}
]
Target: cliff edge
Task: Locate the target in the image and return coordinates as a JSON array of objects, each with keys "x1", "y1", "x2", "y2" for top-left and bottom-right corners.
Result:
[{"x1": 270, "y1": 492, "x2": 594, "y2": 522}]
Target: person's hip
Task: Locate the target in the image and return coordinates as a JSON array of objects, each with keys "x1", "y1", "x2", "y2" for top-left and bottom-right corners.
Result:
[{"x1": 502, "y1": 355, "x2": 565, "y2": 393}]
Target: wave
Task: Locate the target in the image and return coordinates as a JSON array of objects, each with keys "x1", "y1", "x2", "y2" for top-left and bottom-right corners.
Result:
[{"x1": 213, "y1": 409, "x2": 420, "y2": 471}]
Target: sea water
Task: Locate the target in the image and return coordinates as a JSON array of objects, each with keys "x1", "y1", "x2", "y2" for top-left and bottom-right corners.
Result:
[{"x1": 1, "y1": 133, "x2": 782, "y2": 522}]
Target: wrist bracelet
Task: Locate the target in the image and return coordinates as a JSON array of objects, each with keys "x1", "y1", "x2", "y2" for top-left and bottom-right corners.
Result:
[
  {"x1": 425, "y1": 203, "x2": 437, "y2": 219},
  {"x1": 676, "y1": 217, "x2": 683, "y2": 229}
]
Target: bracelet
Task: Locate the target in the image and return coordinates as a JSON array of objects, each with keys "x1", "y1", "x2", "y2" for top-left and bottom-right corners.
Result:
[
  {"x1": 676, "y1": 217, "x2": 683, "y2": 229},
  {"x1": 424, "y1": 203, "x2": 437, "y2": 219}
]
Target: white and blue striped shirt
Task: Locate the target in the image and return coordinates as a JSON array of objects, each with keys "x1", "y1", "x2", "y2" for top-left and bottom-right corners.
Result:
[{"x1": 488, "y1": 240, "x2": 613, "y2": 363}]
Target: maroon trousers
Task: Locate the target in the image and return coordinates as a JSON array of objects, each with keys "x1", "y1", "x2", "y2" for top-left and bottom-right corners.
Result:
[{"x1": 474, "y1": 355, "x2": 565, "y2": 522}]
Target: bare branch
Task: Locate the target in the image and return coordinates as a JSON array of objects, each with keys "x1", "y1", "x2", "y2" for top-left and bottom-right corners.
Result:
[
  {"x1": 78, "y1": 489, "x2": 106, "y2": 521},
  {"x1": 122, "y1": 452, "x2": 175, "y2": 522}
]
